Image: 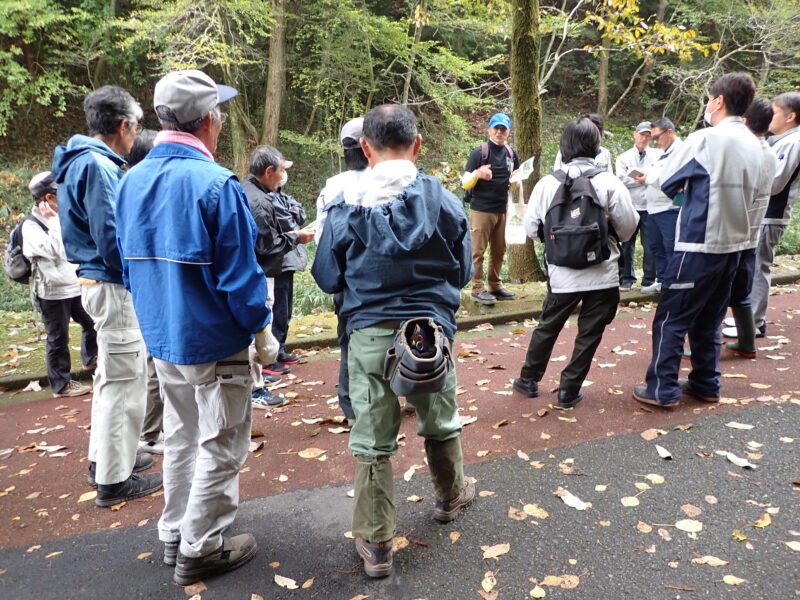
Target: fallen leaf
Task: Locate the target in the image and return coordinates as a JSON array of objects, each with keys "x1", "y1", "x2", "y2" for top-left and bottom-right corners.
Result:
[
  {"x1": 749, "y1": 383, "x2": 771, "y2": 389},
  {"x1": 481, "y1": 571, "x2": 497, "y2": 592},
  {"x1": 26, "y1": 545, "x2": 41, "y2": 553},
  {"x1": 269, "y1": 561, "x2": 280, "y2": 568},
  {"x1": 393, "y1": 536, "x2": 409, "y2": 551},
  {"x1": 705, "y1": 495, "x2": 718, "y2": 504},
  {"x1": 655, "y1": 445, "x2": 673, "y2": 460},
  {"x1": 529, "y1": 586, "x2": 547, "y2": 598},
  {"x1": 681, "y1": 504, "x2": 702, "y2": 518},
  {"x1": 348, "y1": 595, "x2": 369, "y2": 600},
  {"x1": 477, "y1": 450, "x2": 490, "y2": 457},
  {"x1": 537, "y1": 408, "x2": 549, "y2": 417},
  {"x1": 78, "y1": 491, "x2": 97, "y2": 503},
  {"x1": 621, "y1": 496, "x2": 640, "y2": 507},
  {"x1": 722, "y1": 373, "x2": 747, "y2": 378},
  {"x1": 44, "y1": 551, "x2": 62, "y2": 559},
  {"x1": 278, "y1": 474, "x2": 288, "y2": 482},
  {"x1": 481, "y1": 543, "x2": 510, "y2": 560},
  {"x1": 22, "y1": 380, "x2": 42, "y2": 392},
  {"x1": 640, "y1": 428, "x2": 665, "y2": 441},
  {"x1": 251, "y1": 594, "x2": 264, "y2": 600},
  {"x1": 726, "y1": 452, "x2": 757, "y2": 469},
  {"x1": 732, "y1": 529, "x2": 747, "y2": 541},
  {"x1": 297, "y1": 448, "x2": 326, "y2": 459},
  {"x1": 540, "y1": 575, "x2": 563, "y2": 586},
  {"x1": 753, "y1": 513, "x2": 772, "y2": 528},
  {"x1": 110, "y1": 501, "x2": 127, "y2": 511},
  {"x1": 675, "y1": 519, "x2": 703, "y2": 533},
  {"x1": 636, "y1": 521, "x2": 652, "y2": 533},
  {"x1": 136, "y1": 552, "x2": 153, "y2": 560},
  {"x1": 559, "y1": 575, "x2": 579, "y2": 589},
  {"x1": 491, "y1": 419, "x2": 508, "y2": 428},
  {"x1": 508, "y1": 506, "x2": 527, "y2": 520},
  {"x1": 558, "y1": 416, "x2": 577, "y2": 423},
  {"x1": 540, "y1": 432, "x2": 551, "y2": 440},
  {"x1": 722, "y1": 575, "x2": 746, "y2": 586},
  {"x1": 783, "y1": 541, "x2": 800, "y2": 551},
  {"x1": 634, "y1": 482, "x2": 651, "y2": 491},
  {"x1": 553, "y1": 487, "x2": 589, "y2": 510},
  {"x1": 691, "y1": 555, "x2": 728, "y2": 566},
  {"x1": 406, "y1": 495, "x2": 423, "y2": 503},
  {"x1": 274, "y1": 574, "x2": 299, "y2": 589},
  {"x1": 517, "y1": 449, "x2": 530, "y2": 461},
  {"x1": 726, "y1": 421, "x2": 754, "y2": 430},
  {"x1": 523, "y1": 504, "x2": 549, "y2": 519},
  {"x1": 645, "y1": 474, "x2": 665, "y2": 484},
  {"x1": 403, "y1": 464, "x2": 424, "y2": 481},
  {"x1": 450, "y1": 531, "x2": 460, "y2": 544}
]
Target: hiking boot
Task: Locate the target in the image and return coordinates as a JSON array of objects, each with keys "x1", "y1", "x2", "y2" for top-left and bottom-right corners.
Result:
[
  {"x1": 251, "y1": 388, "x2": 287, "y2": 409},
  {"x1": 678, "y1": 378, "x2": 720, "y2": 403},
  {"x1": 95, "y1": 472, "x2": 163, "y2": 507},
  {"x1": 164, "y1": 541, "x2": 179, "y2": 567},
  {"x1": 490, "y1": 288, "x2": 516, "y2": 301},
  {"x1": 54, "y1": 380, "x2": 91, "y2": 398},
  {"x1": 556, "y1": 389, "x2": 583, "y2": 410},
  {"x1": 262, "y1": 363, "x2": 291, "y2": 376},
  {"x1": 88, "y1": 452, "x2": 154, "y2": 487},
  {"x1": 512, "y1": 377, "x2": 539, "y2": 398},
  {"x1": 173, "y1": 533, "x2": 258, "y2": 585},
  {"x1": 470, "y1": 290, "x2": 497, "y2": 305},
  {"x1": 434, "y1": 479, "x2": 476, "y2": 523},
  {"x1": 277, "y1": 351, "x2": 300, "y2": 365},
  {"x1": 355, "y1": 538, "x2": 393, "y2": 578},
  {"x1": 632, "y1": 384, "x2": 679, "y2": 408}
]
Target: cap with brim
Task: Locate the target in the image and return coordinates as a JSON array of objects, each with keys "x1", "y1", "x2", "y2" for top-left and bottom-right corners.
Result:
[
  {"x1": 29, "y1": 171, "x2": 57, "y2": 199},
  {"x1": 283, "y1": 160, "x2": 293, "y2": 169},
  {"x1": 340, "y1": 117, "x2": 364, "y2": 150},
  {"x1": 635, "y1": 121, "x2": 652, "y2": 133},
  {"x1": 488, "y1": 113, "x2": 511, "y2": 129},
  {"x1": 154, "y1": 69, "x2": 238, "y2": 125}
]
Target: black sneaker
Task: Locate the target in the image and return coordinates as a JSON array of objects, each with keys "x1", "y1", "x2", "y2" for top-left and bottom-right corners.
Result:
[
  {"x1": 556, "y1": 389, "x2": 583, "y2": 410},
  {"x1": 490, "y1": 288, "x2": 516, "y2": 300},
  {"x1": 263, "y1": 373, "x2": 282, "y2": 385},
  {"x1": 173, "y1": 533, "x2": 258, "y2": 586},
  {"x1": 277, "y1": 351, "x2": 300, "y2": 365},
  {"x1": 756, "y1": 324, "x2": 766, "y2": 338},
  {"x1": 87, "y1": 452, "x2": 154, "y2": 487},
  {"x1": 262, "y1": 363, "x2": 291, "y2": 376},
  {"x1": 632, "y1": 384, "x2": 679, "y2": 408},
  {"x1": 164, "y1": 541, "x2": 179, "y2": 566},
  {"x1": 355, "y1": 538, "x2": 393, "y2": 578},
  {"x1": 470, "y1": 290, "x2": 497, "y2": 305},
  {"x1": 95, "y1": 472, "x2": 163, "y2": 507},
  {"x1": 677, "y1": 378, "x2": 720, "y2": 403},
  {"x1": 512, "y1": 377, "x2": 539, "y2": 398},
  {"x1": 434, "y1": 479, "x2": 476, "y2": 523}
]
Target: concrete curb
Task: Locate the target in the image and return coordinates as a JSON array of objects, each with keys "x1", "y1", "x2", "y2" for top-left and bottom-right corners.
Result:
[{"x1": 2, "y1": 270, "x2": 798, "y2": 392}]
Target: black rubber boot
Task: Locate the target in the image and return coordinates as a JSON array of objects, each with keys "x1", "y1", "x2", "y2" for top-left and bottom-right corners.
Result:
[{"x1": 725, "y1": 305, "x2": 757, "y2": 358}]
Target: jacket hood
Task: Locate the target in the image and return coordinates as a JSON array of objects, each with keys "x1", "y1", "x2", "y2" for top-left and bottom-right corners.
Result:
[
  {"x1": 51, "y1": 135, "x2": 125, "y2": 184},
  {"x1": 345, "y1": 174, "x2": 454, "y2": 256}
]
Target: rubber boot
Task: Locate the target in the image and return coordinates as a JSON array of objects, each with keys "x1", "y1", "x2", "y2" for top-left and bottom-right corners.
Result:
[
  {"x1": 424, "y1": 437, "x2": 465, "y2": 501},
  {"x1": 725, "y1": 305, "x2": 757, "y2": 358},
  {"x1": 352, "y1": 455, "x2": 395, "y2": 543}
]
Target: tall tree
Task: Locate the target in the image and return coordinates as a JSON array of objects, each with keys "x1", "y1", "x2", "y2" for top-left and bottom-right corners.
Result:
[
  {"x1": 509, "y1": 0, "x2": 546, "y2": 282},
  {"x1": 260, "y1": 0, "x2": 286, "y2": 146}
]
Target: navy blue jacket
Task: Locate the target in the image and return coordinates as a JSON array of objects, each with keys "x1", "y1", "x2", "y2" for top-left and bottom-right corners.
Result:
[
  {"x1": 51, "y1": 135, "x2": 126, "y2": 283},
  {"x1": 311, "y1": 173, "x2": 472, "y2": 339}
]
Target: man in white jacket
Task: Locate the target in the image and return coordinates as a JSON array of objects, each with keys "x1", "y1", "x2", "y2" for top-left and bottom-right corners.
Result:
[
  {"x1": 633, "y1": 73, "x2": 765, "y2": 408},
  {"x1": 513, "y1": 119, "x2": 638, "y2": 409},
  {"x1": 22, "y1": 172, "x2": 96, "y2": 397}
]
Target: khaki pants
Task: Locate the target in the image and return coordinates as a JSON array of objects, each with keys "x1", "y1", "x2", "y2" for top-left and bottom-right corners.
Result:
[
  {"x1": 81, "y1": 282, "x2": 147, "y2": 485},
  {"x1": 470, "y1": 209, "x2": 506, "y2": 293},
  {"x1": 154, "y1": 347, "x2": 252, "y2": 558}
]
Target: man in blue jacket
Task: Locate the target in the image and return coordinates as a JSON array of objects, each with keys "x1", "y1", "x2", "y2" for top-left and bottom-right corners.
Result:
[
  {"x1": 312, "y1": 104, "x2": 475, "y2": 579},
  {"x1": 51, "y1": 85, "x2": 162, "y2": 507},
  {"x1": 115, "y1": 70, "x2": 278, "y2": 585}
]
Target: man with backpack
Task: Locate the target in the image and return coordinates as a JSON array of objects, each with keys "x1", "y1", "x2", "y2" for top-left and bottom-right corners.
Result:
[
  {"x1": 17, "y1": 172, "x2": 96, "y2": 397},
  {"x1": 462, "y1": 113, "x2": 519, "y2": 305},
  {"x1": 512, "y1": 119, "x2": 638, "y2": 409}
]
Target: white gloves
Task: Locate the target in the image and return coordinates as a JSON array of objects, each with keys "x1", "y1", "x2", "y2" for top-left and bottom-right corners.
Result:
[{"x1": 254, "y1": 326, "x2": 280, "y2": 365}]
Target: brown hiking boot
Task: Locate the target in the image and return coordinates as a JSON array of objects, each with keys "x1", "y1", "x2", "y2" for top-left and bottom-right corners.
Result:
[
  {"x1": 434, "y1": 479, "x2": 476, "y2": 523},
  {"x1": 173, "y1": 533, "x2": 258, "y2": 585},
  {"x1": 355, "y1": 538, "x2": 393, "y2": 578}
]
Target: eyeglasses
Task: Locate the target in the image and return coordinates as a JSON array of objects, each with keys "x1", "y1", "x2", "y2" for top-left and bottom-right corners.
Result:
[{"x1": 650, "y1": 130, "x2": 664, "y2": 142}]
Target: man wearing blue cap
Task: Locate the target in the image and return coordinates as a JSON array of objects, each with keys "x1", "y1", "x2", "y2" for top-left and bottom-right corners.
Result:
[
  {"x1": 115, "y1": 69, "x2": 278, "y2": 585},
  {"x1": 462, "y1": 113, "x2": 519, "y2": 305}
]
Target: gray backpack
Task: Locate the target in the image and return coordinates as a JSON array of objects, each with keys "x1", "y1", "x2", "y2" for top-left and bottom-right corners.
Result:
[{"x1": 4, "y1": 215, "x2": 48, "y2": 284}]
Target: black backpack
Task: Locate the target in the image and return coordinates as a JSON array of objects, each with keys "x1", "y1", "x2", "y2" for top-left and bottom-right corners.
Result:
[
  {"x1": 464, "y1": 142, "x2": 515, "y2": 203},
  {"x1": 4, "y1": 215, "x2": 49, "y2": 284},
  {"x1": 539, "y1": 168, "x2": 614, "y2": 270}
]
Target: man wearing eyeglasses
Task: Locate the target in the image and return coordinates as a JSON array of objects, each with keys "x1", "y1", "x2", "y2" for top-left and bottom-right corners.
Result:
[
  {"x1": 634, "y1": 117, "x2": 683, "y2": 293},
  {"x1": 52, "y1": 85, "x2": 162, "y2": 508}
]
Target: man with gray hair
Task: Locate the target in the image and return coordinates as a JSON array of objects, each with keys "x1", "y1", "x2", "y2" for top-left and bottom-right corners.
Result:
[
  {"x1": 242, "y1": 145, "x2": 314, "y2": 387},
  {"x1": 115, "y1": 69, "x2": 278, "y2": 585},
  {"x1": 51, "y1": 85, "x2": 161, "y2": 508}
]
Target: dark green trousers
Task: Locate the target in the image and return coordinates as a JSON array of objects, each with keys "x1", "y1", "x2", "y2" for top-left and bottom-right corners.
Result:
[{"x1": 520, "y1": 287, "x2": 619, "y2": 395}]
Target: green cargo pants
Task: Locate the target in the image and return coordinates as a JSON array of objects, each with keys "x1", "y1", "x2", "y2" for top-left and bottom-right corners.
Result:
[{"x1": 348, "y1": 324, "x2": 465, "y2": 542}]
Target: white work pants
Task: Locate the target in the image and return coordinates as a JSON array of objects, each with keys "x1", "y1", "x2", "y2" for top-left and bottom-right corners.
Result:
[
  {"x1": 81, "y1": 281, "x2": 147, "y2": 485},
  {"x1": 154, "y1": 347, "x2": 252, "y2": 558}
]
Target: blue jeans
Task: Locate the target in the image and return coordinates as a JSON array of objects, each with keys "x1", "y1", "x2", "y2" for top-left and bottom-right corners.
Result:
[
  {"x1": 647, "y1": 209, "x2": 678, "y2": 282},
  {"x1": 619, "y1": 210, "x2": 655, "y2": 286}
]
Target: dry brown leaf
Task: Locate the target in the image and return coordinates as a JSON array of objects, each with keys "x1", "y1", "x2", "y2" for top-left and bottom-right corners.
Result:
[
  {"x1": 481, "y1": 543, "x2": 510, "y2": 560},
  {"x1": 640, "y1": 428, "x2": 666, "y2": 441},
  {"x1": 348, "y1": 595, "x2": 370, "y2": 600},
  {"x1": 560, "y1": 575, "x2": 580, "y2": 589},
  {"x1": 595, "y1": 484, "x2": 608, "y2": 492},
  {"x1": 783, "y1": 541, "x2": 800, "y2": 552},
  {"x1": 705, "y1": 495, "x2": 718, "y2": 504},
  {"x1": 406, "y1": 494, "x2": 423, "y2": 503},
  {"x1": 658, "y1": 528, "x2": 673, "y2": 542},
  {"x1": 598, "y1": 520, "x2": 611, "y2": 526},
  {"x1": 537, "y1": 408, "x2": 549, "y2": 417},
  {"x1": 681, "y1": 504, "x2": 702, "y2": 518},
  {"x1": 675, "y1": 519, "x2": 703, "y2": 533},
  {"x1": 274, "y1": 574, "x2": 299, "y2": 589},
  {"x1": 297, "y1": 448, "x2": 326, "y2": 459},
  {"x1": 691, "y1": 555, "x2": 728, "y2": 566},
  {"x1": 726, "y1": 421, "x2": 755, "y2": 430},
  {"x1": 722, "y1": 575, "x2": 746, "y2": 586},
  {"x1": 403, "y1": 464, "x2": 425, "y2": 481},
  {"x1": 540, "y1": 575, "x2": 563, "y2": 586},
  {"x1": 753, "y1": 513, "x2": 772, "y2": 528},
  {"x1": 479, "y1": 490, "x2": 495, "y2": 497},
  {"x1": 26, "y1": 545, "x2": 41, "y2": 553},
  {"x1": 392, "y1": 536, "x2": 409, "y2": 551},
  {"x1": 269, "y1": 561, "x2": 280, "y2": 568},
  {"x1": 508, "y1": 506, "x2": 527, "y2": 520},
  {"x1": 553, "y1": 487, "x2": 589, "y2": 510},
  {"x1": 110, "y1": 501, "x2": 126, "y2": 511},
  {"x1": 621, "y1": 496, "x2": 640, "y2": 507},
  {"x1": 477, "y1": 450, "x2": 490, "y2": 457},
  {"x1": 44, "y1": 551, "x2": 62, "y2": 559},
  {"x1": 251, "y1": 595, "x2": 265, "y2": 600},
  {"x1": 137, "y1": 519, "x2": 149, "y2": 527},
  {"x1": 78, "y1": 490, "x2": 97, "y2": 503},
  {"x1": 523, "y1": 504, "x2": 549, "y2": 519},
  {"x1": 517, "y1": 449, "x2": 530, "y2": 461},
  {"x1": 540, "y1": 432, "x2": 551, "y2": 440},
  {"x1": 481, "y1": 571, "x2": 497, "y2": 592},
  {"x1": 491, "y1": 419, "x2": 508, "y2": 429},
  {"x1": 749, "y1": 383, "x2": 771, "y2": 389},
  {"x1": 477, "y1": 591, "x2": 498, "y2": 600},
  {"x1": 136, "y1": 552, "x2": 152, "y2": 560},
  {"x1": 731, "y1": 529, "x2": 747, "y2": 541},
  {"x1": 636, "y1": 521, "x2": 652, "y2": 533},
  {"x1": 450, "y1": 531, "x2": 460, "y2": 544},
  {"x1": 645, "y1": 474, "x2": 665, "y2": 484},
  {"x1": 529, "y1": 585, "x2": 547, "y2": 598}
]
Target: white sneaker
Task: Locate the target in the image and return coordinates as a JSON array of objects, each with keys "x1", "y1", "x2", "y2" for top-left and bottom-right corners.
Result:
[
  {"x1": 640, "y1": 282, "x2": 662, "y2": 293},
  {"x1": 138, "y1": 439, "x2": 164, "y2": 455},
  {"x1": 53, "y1": 380, "x2": 91, "y2": 397},
  {"x1": 721, "y1": 326, "x2": 738, "y2": 339},
  {"x1": 723, "y1": 317, "x2": 736, "y2": 328}
]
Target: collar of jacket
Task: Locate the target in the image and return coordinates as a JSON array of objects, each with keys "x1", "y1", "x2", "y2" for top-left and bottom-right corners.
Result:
[
  {"x1": 246, "y1": 174, "x2": 280, "y2": 197},
  {"x1": 768, "y1": 125, "x2": 800, "y2": 147}
]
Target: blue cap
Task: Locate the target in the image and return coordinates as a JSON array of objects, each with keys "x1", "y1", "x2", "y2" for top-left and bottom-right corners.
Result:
[{"x1": 488, "y1": 113, "x2": 511, "y2": 129}]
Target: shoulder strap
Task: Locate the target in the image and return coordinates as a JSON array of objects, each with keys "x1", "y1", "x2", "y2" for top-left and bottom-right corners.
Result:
[
  {"x1": 506, "y1": 145, "x2": 515, "y2": 161},
  {"x1": 551, "y1": 170, "x2": 568, "y2": 185},
  {"x1": 582, "y1": 167, "x2": 604, "y2": 179},
  {"x1": 25, "y1": 215, "x2": 49, "y2": 233},
  {"x1": 480, "y1": 142, "x2": 489, "y2": 163}
]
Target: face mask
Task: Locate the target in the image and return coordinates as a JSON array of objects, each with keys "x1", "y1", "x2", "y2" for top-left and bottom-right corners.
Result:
[
  {"x1": 279, "y1": 171, "x2": 288, "y2": 188},
  {"x1": 704, "y1": 97, "x2": 719, "y2": 125}
]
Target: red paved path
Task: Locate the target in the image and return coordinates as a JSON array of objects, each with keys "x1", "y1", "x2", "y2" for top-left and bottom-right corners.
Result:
[{"x1": 1, "y1": 287, "x2": 797, "y2": 550}]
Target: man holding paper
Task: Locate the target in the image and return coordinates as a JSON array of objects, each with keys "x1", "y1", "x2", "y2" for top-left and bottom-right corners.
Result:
[{"x1": 462, "y1": 113, "x2": 519, "y2": 305}]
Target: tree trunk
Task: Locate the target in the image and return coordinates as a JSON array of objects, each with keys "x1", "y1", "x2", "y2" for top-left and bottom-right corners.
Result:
[
  {"x1": 630, "y1": 0, "x2": 667, "y2": 102},
  {"x1": 510, "y1": 0, "x2": 546, "y2": 282},
  {"x1": 260, "y1": 0, "x2": 287, "y2": 146},
  {"x1": 222, "y1": 68, "x2": 250, "y2": 177},
  {"x1": 401, "y1": 1, "x2": 425, "y2": 106},
  {"x1": 92, "y1": 0, "x2": 118, "y2": 86},
  {"x1": 596, "y1": 36, "x2": 611, "y2": 116}
]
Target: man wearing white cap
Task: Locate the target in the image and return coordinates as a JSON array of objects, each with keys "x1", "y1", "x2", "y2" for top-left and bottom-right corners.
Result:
[{"x1": 115, "y1": 69, "x2": 278, "y2": 585}]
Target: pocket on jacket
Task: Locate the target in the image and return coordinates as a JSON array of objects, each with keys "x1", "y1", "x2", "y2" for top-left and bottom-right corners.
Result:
[
  {"x1": 104, "y1": 330, "x2": 144, "y2": 382},
  {"x1": 209, "y1": 361, "x2": 251, "y2": 429}
]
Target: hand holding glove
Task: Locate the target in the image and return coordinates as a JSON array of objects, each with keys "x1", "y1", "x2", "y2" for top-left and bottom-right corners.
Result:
[{"x1": 254, "y1": 326, "x2": 280, "y2": 365}]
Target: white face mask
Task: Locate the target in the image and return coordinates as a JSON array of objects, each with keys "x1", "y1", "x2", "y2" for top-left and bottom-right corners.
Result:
[
  {"x1": 279, "y1": 171, "x2": 288, "y2": 188},
  {"x1": 704, "y1": 97, "x2": 719, "y2": 126}
]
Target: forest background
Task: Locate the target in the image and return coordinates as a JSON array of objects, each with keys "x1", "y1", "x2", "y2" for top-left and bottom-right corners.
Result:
[{"x1": 0, "y1": 0, "x2": 799, "y2": 314}]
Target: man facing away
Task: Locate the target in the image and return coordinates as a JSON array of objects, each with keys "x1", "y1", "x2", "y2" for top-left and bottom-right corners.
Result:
[
  {"x1": 312, "y1": 104, "x2": 475, "y2": 578},
  {"x1": 115, "y1": 69, "x2": 278, "y2": 585},
  {"x1": 633, "y1": 73, "x2": 765, "y2": 408},
  {"x1": 615, "y1": 121, "x2": 658, "y2": 290},
  {"x1": 51, "y1": 85, "x2": 161, "y2": 507},
  {"x1": 462, "y1": 112, "x2": 519, "y2": 305}
]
